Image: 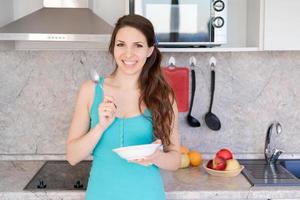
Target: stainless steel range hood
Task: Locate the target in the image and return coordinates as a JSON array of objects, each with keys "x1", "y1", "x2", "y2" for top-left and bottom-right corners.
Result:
[{"x1": 0, "y1": 0, "x2": 113, "y2": 42}]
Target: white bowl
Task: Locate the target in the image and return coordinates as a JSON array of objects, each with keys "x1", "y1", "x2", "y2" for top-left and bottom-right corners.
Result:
[{"x1": 112, "y1": 143, "x2": 161, "y2": 160}]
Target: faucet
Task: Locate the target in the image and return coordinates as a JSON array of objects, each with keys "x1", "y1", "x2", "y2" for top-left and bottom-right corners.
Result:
[{"x1": 264, "y1": 121, "x2": 284, "y2": 165}]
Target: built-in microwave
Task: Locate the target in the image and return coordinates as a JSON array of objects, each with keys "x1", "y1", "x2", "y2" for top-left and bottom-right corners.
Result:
[{"x1": 129, "y1": 0, "x2": 227, "y2": 47}]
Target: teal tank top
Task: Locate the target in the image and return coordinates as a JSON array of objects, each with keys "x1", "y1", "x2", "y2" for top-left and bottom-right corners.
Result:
[{"x1": 85, "y1": 77, "x2": 166, "y2": 200}]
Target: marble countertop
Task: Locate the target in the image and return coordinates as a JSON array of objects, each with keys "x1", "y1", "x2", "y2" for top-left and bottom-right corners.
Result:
[{"x1": 1, "y1": 161, "x2": 300, "y2": 200}]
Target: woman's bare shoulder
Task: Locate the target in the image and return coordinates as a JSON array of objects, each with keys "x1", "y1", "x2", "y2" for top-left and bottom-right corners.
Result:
[
  {"x1": 77, "y1": 80, "x2": 96, "y2": 103},
  {"x1": 81, "y1": 80, "x2": 95, "y2": 90}
]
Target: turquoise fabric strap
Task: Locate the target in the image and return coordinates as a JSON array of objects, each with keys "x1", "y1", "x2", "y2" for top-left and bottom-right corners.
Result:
[{"x1": 98, "y1": 76, "x2": 104, "y2": 89}]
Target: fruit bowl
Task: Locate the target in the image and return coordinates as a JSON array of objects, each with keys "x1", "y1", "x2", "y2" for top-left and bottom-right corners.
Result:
[
  {"x1": 203, "y1": 162, "x2": 244, "y2": 177},
  {"x1": 112, "y1": 143, "x2": 161, "y2": 160}
]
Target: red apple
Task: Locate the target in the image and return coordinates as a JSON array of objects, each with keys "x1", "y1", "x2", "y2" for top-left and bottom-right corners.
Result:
[
  {"x1": 213, "y1": 156, "x2": 227, "y2": 170},
  {"x1": 206, "y1": 159, "x2": 213, "y2": 169},
  {"x1": 216, "y1": 148, "x2": 233, "y2": 160}
]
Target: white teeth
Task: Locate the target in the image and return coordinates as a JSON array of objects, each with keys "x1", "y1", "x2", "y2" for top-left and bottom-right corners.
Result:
[{"x1": 123, "y1": 60, "x2": 136, "y2": 65}]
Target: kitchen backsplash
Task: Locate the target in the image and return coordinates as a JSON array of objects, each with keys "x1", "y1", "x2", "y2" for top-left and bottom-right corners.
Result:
[{"x1": 0, "y1": 51, "x2": 299, "y2": 159}]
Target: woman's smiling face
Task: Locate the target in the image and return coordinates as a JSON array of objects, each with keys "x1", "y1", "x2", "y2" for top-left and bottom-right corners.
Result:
[{"x1": 113, "y1": 26, "x2": 154, "y2": 76}]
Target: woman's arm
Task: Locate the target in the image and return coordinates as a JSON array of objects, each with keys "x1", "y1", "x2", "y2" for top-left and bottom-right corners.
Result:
[{"x1": 66, "y1": 80, "x2": 104, "y2": 166}]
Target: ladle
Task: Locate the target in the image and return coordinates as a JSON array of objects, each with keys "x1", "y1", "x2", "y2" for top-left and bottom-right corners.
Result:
[
  {"x1": 205, "y1": 57, "x2": 221, "y2": 131},
  {"x1": 186, "y1": 57, "x2": 201, "y2": 127}
]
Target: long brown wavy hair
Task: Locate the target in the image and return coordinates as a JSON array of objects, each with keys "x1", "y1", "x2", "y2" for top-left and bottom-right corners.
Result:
[{"x1": 109, "y1": 14, "x2": 175, "y2": 148}]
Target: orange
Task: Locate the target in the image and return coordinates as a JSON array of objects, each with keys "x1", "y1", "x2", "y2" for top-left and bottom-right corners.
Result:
[
  {"x1": 180, "y1": 146, "x2": 189, "y2": 154},
  {"x1": 188, "y1": 151, "x2": 202, "y2": 167}
]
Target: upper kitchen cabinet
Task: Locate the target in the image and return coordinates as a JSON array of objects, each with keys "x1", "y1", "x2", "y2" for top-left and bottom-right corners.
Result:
[
  {"x1": 12, "y1": 0, "x2": 43, "y2": 20},
  {"x1": 0, "y1": 0, "x2": 13, "y2": 28},
  {"x1": 0, "y1": 0, "x2": 14, "y2": 49},
  {"x1": 263, "y1": 0, "x2": 300, "y2": 50},
  {"x1": 0, "y1": 0, "x2": 42, "y2": 27},
  {"x1": 91, "y1": 0, "x2": 126, "y2": 26},
  {"x1": 218, "y1": 0, "x2": 262, "y2": 51}
]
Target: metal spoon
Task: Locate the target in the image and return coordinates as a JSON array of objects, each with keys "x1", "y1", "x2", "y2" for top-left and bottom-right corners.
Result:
[
  {"x1": 186, "y1": 57, "x2": 201, "y2": 127},
  {"x1": 90, "y1": 69, "x2": 99, "y2": 83},
  {"x1": 205, "y1": 57, "x2": 221, "y2": 131}
]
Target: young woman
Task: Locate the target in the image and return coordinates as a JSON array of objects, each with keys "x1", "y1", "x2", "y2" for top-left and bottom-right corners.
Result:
[{"x1": 66, "y1": 14, "x2": 181, "y2": 200}]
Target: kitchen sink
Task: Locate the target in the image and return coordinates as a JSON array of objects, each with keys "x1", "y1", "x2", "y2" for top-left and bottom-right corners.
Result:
[
  {"x1": 239, "y1": 159, "x2": 300, "y2": 186},
  {"x1": 279, "y1": 159, "x2": 300, "y2": 179}
]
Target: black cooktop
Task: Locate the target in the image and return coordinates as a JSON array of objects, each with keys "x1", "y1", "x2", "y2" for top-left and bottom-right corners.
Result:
[{"x1": 24, "y1": 161, "x2": 91, "y2": 190}]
